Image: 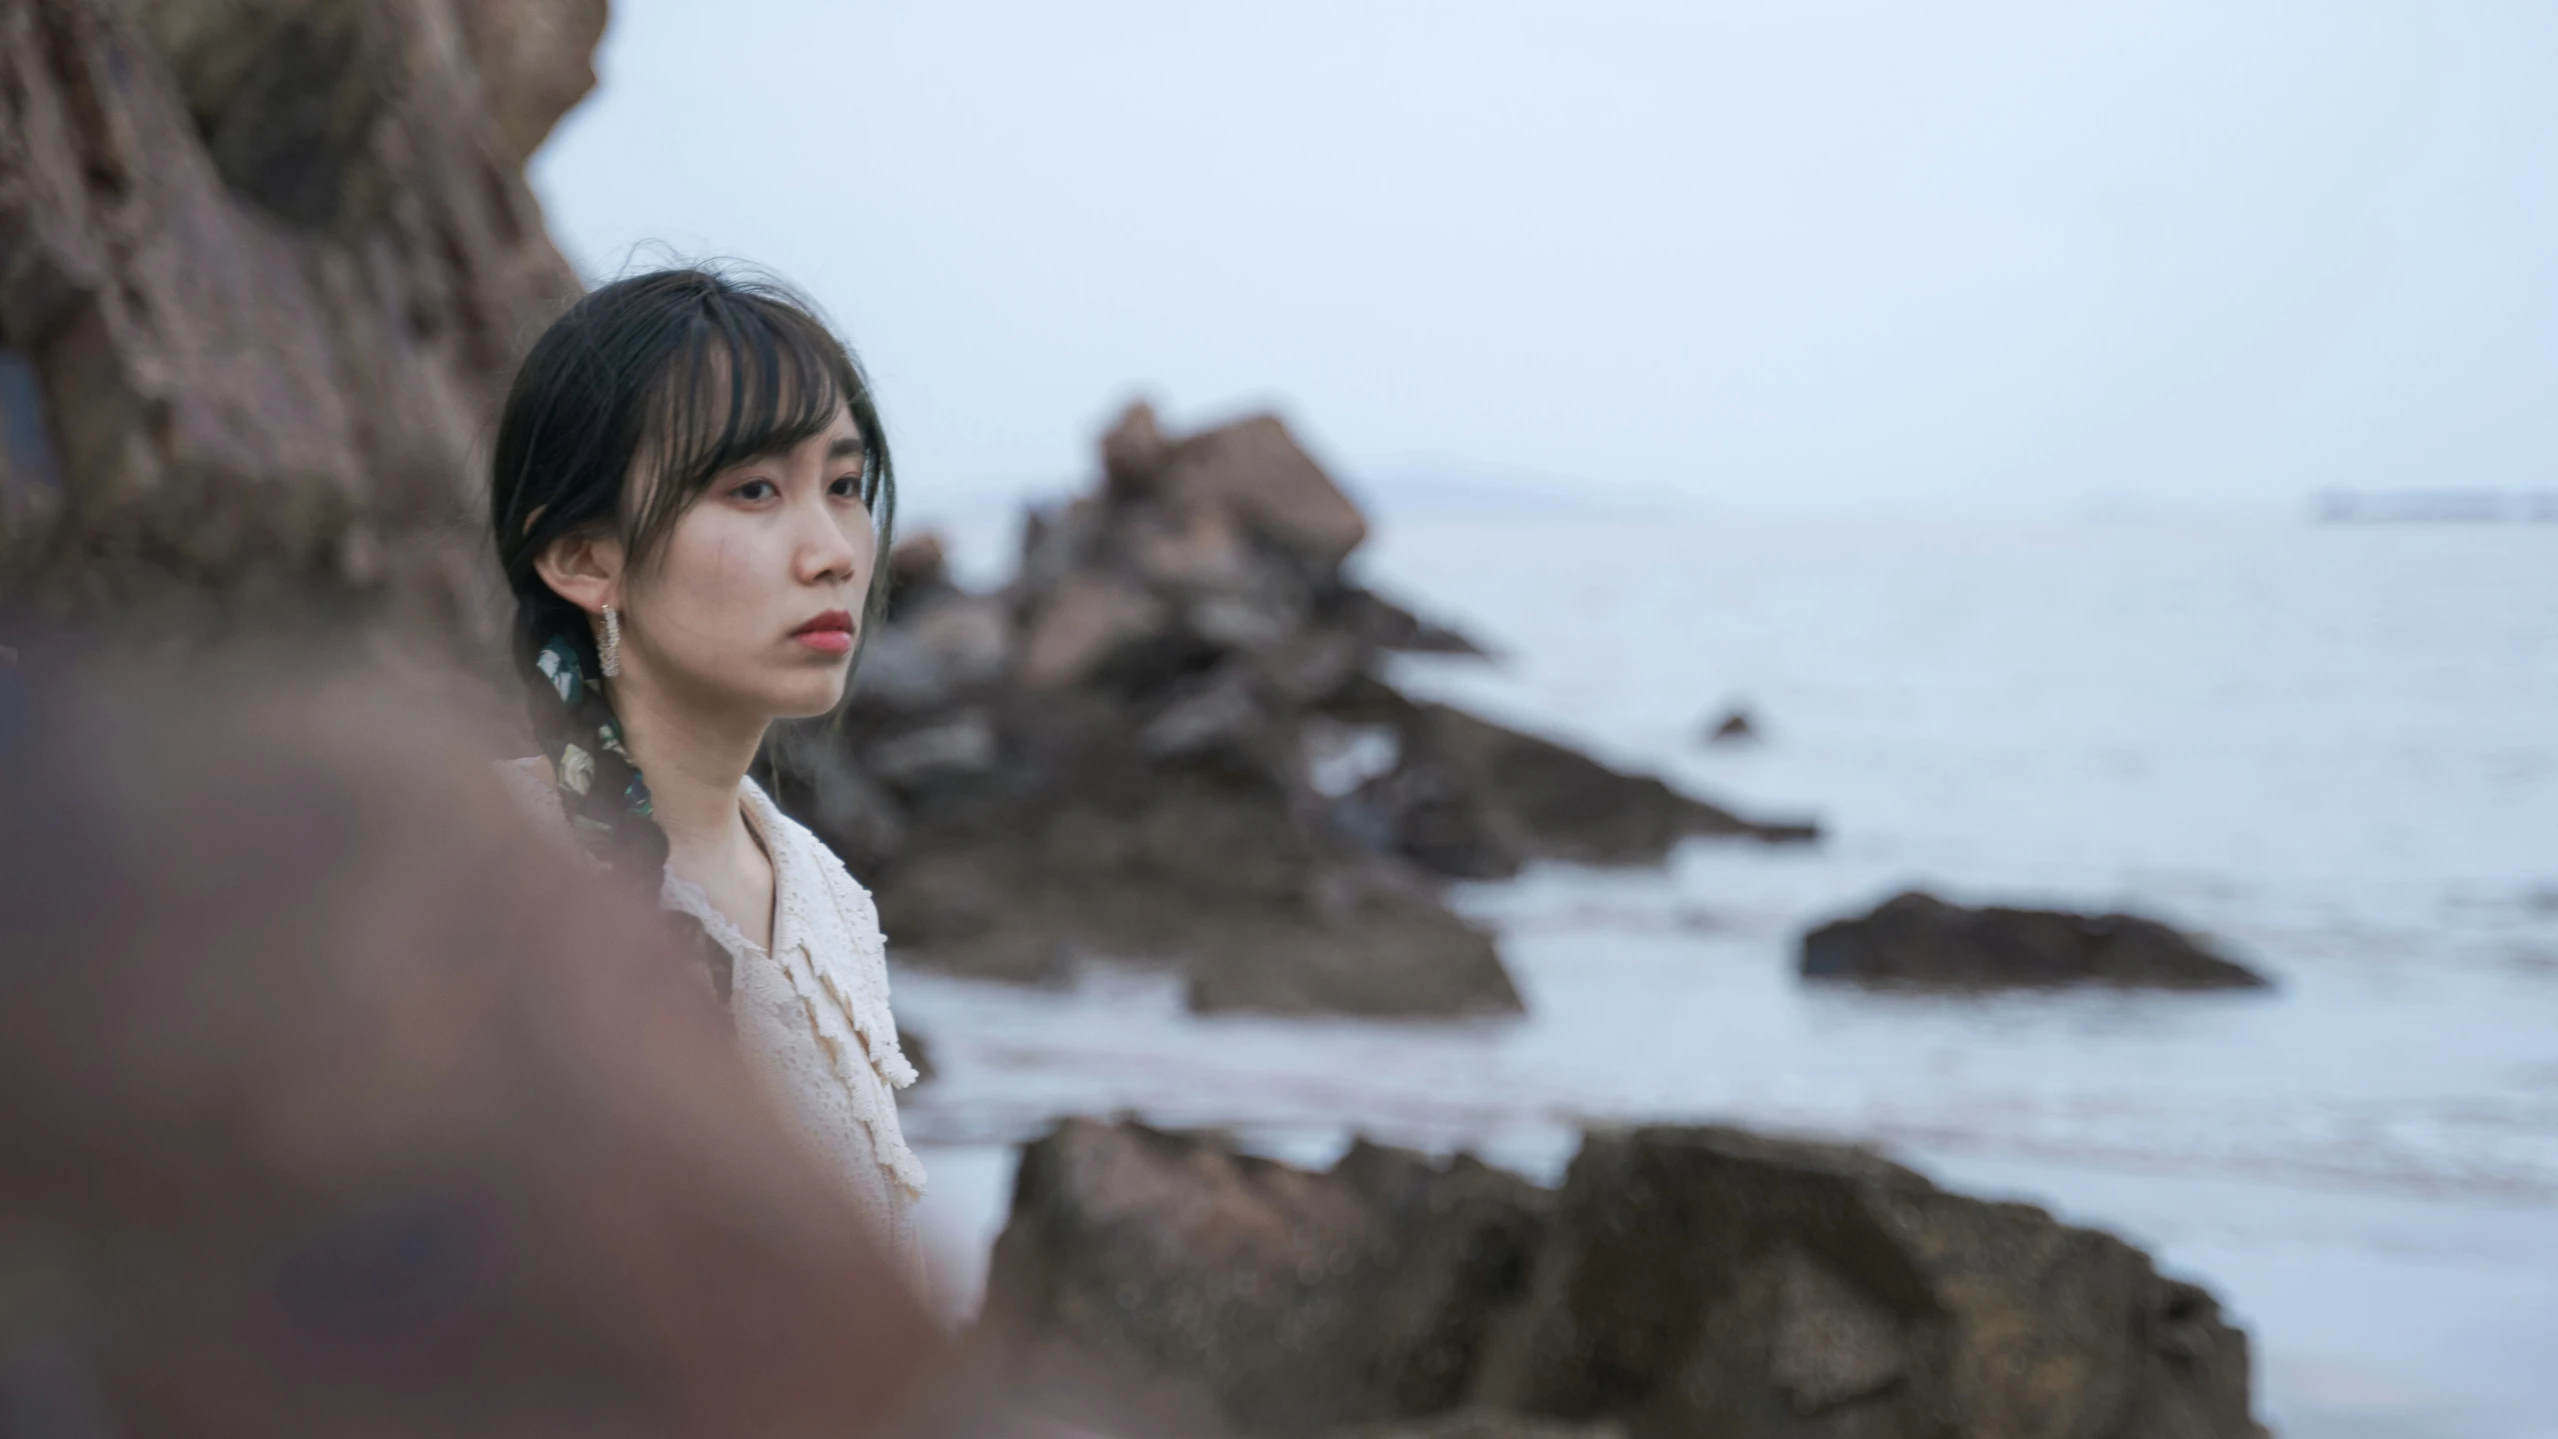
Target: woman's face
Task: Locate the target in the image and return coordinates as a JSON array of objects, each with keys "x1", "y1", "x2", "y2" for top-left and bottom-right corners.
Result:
[{"x1": 619, "y1": 403, "x2": 877, "y2": 722}]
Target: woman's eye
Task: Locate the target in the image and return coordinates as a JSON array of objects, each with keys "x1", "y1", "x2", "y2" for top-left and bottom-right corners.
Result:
[
  {"x1": 829, "y1": 474, "x2": 863, "y2": 498},
  {"x1": 732, "y1": 479, "x2": 778, "y2": 501}
]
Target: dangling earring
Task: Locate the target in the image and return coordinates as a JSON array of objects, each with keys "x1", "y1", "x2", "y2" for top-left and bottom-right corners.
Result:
[{"x1": 599, "y1": 603, "x2": 622, "y2": 678}]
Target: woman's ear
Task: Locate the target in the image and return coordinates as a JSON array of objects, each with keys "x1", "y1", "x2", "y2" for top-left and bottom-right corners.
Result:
[{"x1": 533, "y1": 527, "x2": 627, "y2": 616}]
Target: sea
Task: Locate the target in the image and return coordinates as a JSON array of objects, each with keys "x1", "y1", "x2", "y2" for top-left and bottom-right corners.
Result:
[{"x1": 890, "y1": 502, "x2": 2558, "y2": 1439}]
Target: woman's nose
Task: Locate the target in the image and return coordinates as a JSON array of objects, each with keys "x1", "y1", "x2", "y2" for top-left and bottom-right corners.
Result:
[{"x1": 795, "y1": 498, "x2": 863, "y2": 584}]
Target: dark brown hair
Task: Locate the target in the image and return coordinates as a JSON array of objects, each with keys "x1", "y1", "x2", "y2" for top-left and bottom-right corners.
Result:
[
  {"x1": 490, "y1": 265, "x2": 896, "y2": 681},
  {"x1": 486, "y1": 266, "x2": 895, "y2": 877}
]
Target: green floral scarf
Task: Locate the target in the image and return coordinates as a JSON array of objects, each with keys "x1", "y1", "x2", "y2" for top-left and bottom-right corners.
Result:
[{"x1": 531, "y1": 631, "x2": 732, "y2": 1003}]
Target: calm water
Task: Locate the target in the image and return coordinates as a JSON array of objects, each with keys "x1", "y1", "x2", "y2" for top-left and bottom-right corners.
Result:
[{"x1": 897, "y1": 510, "x2": 2558, "y2": 1438}]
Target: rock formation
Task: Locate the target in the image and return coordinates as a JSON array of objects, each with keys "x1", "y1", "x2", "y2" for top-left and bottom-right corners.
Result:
[
  {"x1": 1703, "y1": 705, "x2": 1758, "y2": 744},
  {"x1": 1352, "y1": 698, "x2": 1813, "y2": 880},
  {"x1": 770, "y1": 403, "x2": 1817, "y2": 1017},
  {"x1": 1478, "y1": 1126, "x2": 2262, "y2": 1439},
  {"x1": 1800, "y1": 891, "x2": 2270, "y2": 991},
  {"x1": 980, "y1": 1117, "x2": 1550, "y2": 1437},
  {"x1": 0, "y1": 0, "x2": 594, "y2": 628},
  {"x1": 979, "y1": 1118, "x2": 2265, "y2": 1439}
]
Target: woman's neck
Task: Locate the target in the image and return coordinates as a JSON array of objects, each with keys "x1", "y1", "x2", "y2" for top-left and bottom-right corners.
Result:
[{"x1": 603, "y1": 668, "x2": 767, "y2": 870}]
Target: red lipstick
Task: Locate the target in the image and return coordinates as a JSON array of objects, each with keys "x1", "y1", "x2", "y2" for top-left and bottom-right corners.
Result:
[{"x1": 791, "y1": 609, "x2": 856, "y2": 655}]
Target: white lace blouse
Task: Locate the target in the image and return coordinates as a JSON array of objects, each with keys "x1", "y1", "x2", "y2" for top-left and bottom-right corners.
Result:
[{"x1": 496, "y1": 760, "x2": 929, "y2": 1287}]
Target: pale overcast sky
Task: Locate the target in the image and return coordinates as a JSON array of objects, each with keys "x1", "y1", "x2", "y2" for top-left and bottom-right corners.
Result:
[{"x1": 531, "y1": 1, "x2": 2558, "y2": 516}]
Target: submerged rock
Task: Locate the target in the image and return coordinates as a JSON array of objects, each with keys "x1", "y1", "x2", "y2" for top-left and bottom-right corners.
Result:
[
  {"x1": 1703, "y1": 705, "x2": 1759, "y2": 744},
  {"x1": 1801, "y1": 891, "x2": 2271, "y2": 990},
  {"x1": 980, "y1": 1119, "x2": 2266, "y2": 1439}
]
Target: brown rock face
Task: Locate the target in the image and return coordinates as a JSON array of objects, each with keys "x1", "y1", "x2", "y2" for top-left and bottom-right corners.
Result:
[
  {"x1": 979, "y1": 1118, "x2": 1550, "y2": 1438},
  {"x1": 0, "y1": 0, "x2": 587, "y2": 620},
  {"x1": 1019, "y1": 569, "x2": 1170, "y2": 690},
  {"x1": 1480, "y1": 1127, "x2": 2263, "y2": 1439},
  {"x1": 1157, "y1": 412, "x2": 1368, "y2": 570},
  {"x1": 1357, "y1": 701, "x2": 1815, "y2": 880},
  {"x1": 1800, "y1": 892, "x2": 2271, "y2": 991},
  {"x1": 980, "y1": 1121, "x2": 2264, "y2": 1439}
]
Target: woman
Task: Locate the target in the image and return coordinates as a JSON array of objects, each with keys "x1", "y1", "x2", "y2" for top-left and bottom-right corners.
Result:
[{"x1": 486, "y1": 267, "x2": 927, "y2": 1285}]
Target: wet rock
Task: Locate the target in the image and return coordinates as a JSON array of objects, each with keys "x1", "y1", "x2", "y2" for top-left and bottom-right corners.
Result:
[
  {"x1": 1475, "y1": 1125, "x2": 2264, "y2": 1438},
  {"x1": 981, "y1": 1121, "x2": 2264, "y2": 1439},
  {"x1": 980, "y1": 1118, "x2": 1550, "y2": 1438},
  {"x1": 1100, "y1": 397, "x2": 1172, "y2": 497},
  {"x1": 876, "y1": 760, "x2": 1521, "y2": 1018},
  {"x1": 762, "y1": 719, "x2": 905, "y2": 874},
  {"x1": 1186, "y1": 574, "x2": 1308, "y2": 653},
  {"x1": 1800, "y1": 891, "x2": 2271, "y2": 991},
  {"x1": 886, "y1": 529, "x2": 953, "y2": 605},
  {"x1": 853, "y1": 587, "x2": 1010, "y2": 717},
  {"x1": 865, "y1": 710, "x2": 999, "y2": 789},
  {"x1": 1255, "y1": 627, "x2": 1367, "y2": 707},
  {"x1": 871, "y1": 850, "x2": 1023, "y2": 961},
  {"x1": 908, "y1": 592, "x2": 1010, "y2": 680},
  {"x1": 1303, "y1": 717, "x2": 1402, "y2": 800},
  {"x1": 1158, "y1": 411, "x2": 1368, "y2": 571},
  {"x1": 893, "y1": 1026, "x2": 934, "y2": 1085},
  {"x1": 1704, "y1": 705, "x2": 1759, "y2": 744},
  {"x1": 1180, "y1": 867, "x2": 1519, "y2": 1017},
  {"x1": 848, "y1": 625, "x2": 956, "y2": 713},
  {"x1": 1332, "y1": 585, "x2": 1488, "y2": 658},
  {"x1": 1362, "y1": 702, "x2": 1818, "y2": 879},
  {"x1": 1124, "y1": 489, "x2": 1257, "y2": 592},
  {"x1": 1018, "y1": 571, "x2": 1171, "y2": 690},
  {"x1": 1142, "y1": 666, "x2": 1267, "y2": 761}
]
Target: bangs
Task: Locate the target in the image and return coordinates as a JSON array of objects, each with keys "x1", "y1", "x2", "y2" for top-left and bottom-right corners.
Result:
[{"x1": 622, "y1": 291, "x2": 869, "y2": 564}]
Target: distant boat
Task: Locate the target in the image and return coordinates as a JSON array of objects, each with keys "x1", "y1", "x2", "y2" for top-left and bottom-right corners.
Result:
[{"x1": 2314, "y1": 489, "x2": 2558, "y2": 523}]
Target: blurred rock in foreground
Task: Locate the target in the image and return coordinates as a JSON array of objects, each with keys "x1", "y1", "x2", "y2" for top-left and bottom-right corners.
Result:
[
  {"x1": 1801, "y1": 891, "x2": 2270, "y2": 991},
  {"x1": 772, "y1": 402, "x2": 1817, "y2": 1018},
  {"x1": 0, "y1": 649, "x2": 941, "y2": 1435},
  {"x1": 979, "y1": 1118, "x2": 2265, "y2": 1439},
  {"x1": 0, "y1": 0, "x2": 591, "y2": 632}
]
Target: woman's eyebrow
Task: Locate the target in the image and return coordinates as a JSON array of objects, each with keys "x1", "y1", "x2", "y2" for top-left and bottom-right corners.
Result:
[{"x1": 726, "y1": 434, "x2": 863, "y2": 468}]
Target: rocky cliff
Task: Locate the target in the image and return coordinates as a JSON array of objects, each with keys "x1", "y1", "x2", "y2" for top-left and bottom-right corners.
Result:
[{"x1": 0, "y1": 0, "x2": 594, "y2": 625}]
